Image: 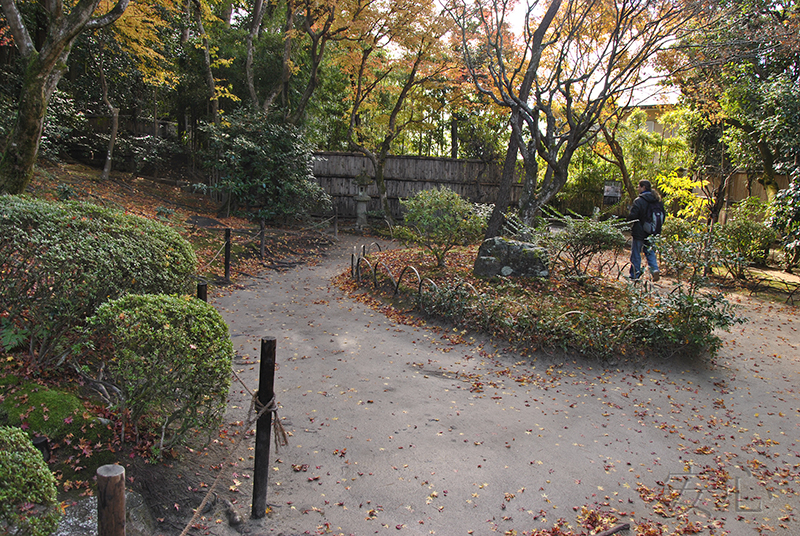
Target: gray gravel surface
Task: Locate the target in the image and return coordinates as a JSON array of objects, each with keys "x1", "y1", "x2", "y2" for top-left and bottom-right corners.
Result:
[{"x1": 196, "y1": 233, "x2": 800, "y2": 536}]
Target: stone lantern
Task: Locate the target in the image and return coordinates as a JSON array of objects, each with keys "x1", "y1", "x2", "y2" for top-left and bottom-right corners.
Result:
[{"x1": 354, "y1": 172, "x2": 372, "y2": 230}]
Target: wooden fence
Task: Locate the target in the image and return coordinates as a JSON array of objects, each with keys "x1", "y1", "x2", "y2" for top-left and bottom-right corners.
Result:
[
  {"x1": 313, "y1": 152, "x2": 521, "y2": 219},
  {"x1": 725, "y1": 171, "x2": 790, "y2": 203}
]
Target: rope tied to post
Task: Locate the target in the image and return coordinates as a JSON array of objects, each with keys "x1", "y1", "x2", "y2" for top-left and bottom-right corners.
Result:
[{"x1": 253, "y1": 390, "x2": 289, "y2": 453}]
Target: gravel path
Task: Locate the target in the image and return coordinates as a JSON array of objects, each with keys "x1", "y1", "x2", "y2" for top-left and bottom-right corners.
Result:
[{"x1": 202, "y1": 232, "x2": 800, "y2": 536}]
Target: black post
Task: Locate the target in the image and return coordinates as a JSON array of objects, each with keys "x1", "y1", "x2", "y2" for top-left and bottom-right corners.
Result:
[
  {"x1": 197, "y1": 281, "x2": 207, "y2": 302},
  {"x1": 224, "y1": 228, "x2": 231, "y2": 282},
  {"x1": 252, "y1": 337, "x2": 277, "y2": 519}
]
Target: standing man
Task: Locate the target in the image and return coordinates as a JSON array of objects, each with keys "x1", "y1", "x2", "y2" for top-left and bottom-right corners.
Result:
[{"x1": 628, "y1": 180, "x2": 662, "y2": 281}]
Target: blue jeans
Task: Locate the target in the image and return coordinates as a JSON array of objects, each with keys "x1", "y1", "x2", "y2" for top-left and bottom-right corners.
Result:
[{"x1": 630, "y1": 238, "x2": 658, "y2": 279}]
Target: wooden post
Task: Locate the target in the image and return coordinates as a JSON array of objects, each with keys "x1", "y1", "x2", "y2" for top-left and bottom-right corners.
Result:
[
  {"x1": 97, "y1": 464, "x2": 125, "y2": 536},
  {"x1": 197, "y1": 281, "x2": 207, "y2": 302},
  {"x1": 224, "y1": 228, "x2": 231, "y2": 282},
  {"x1": 252, "y1": 337, "x2": 277, "y2": 519},
  {"x1": 32, "y1": 436, "x2": 50, "y2": 461}
]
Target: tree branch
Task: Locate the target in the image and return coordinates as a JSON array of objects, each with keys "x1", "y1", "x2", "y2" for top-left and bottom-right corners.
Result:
[{"x1": 85, "y1": 0, "x2": 130, "y2": 29}]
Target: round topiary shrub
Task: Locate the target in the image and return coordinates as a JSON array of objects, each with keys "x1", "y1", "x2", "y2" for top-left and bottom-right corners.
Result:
[
  {"x1": 397, "y1": 187, "x2": 485, "y2": 267},
  {"x1": 0, "y1": 426, "x2": 62, "y2": 536},
  {"x1": 0, "y1": 196, "x2": 197, "y2": 365},
  {"x1": 88, "y1": 294, "x2": 233, "y2": 454}
]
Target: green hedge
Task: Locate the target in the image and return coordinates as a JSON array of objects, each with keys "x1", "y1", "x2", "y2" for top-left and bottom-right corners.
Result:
[
  {"x1": 88, "y1": 294, "x2": 233, "y2": 454},
  {"x1": 0, "y1": 426, "x2": 61, "y2": 536},
  {"x1": 0, "y1": 196, "x2": 197, "y2": 365}
]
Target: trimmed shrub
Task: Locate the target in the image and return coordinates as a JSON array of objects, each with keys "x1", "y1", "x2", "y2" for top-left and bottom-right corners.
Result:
[
  {"x1": 627, "y1": 218, "x2": 745, "y2": 355},
  {"x1": 623, "y1": 285, "x2": 742, "y2": 357},
  {"x1": 0, "y1": 196, "x2": 197, "y2": 365},
  {"x1": 87, "y1": 294, "x2": 233, "y2": 454},
  {"x1": 0, "y1": 426, "x2": 62, "y2": 536},
  {"x1": 396, "y1": 188, "x2": 485, "y2": 267}
]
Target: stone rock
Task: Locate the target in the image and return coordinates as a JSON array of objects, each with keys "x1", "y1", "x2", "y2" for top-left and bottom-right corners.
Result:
[
  {"x1": 55, "y1": 490, "x2": 156, "y2": 536},
  {"x1": 473, "y1": 237, "x2": 549, "y2": 278}
]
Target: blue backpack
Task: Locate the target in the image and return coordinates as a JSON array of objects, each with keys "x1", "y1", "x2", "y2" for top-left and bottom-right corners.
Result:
[{"x1": 642, "y1": 200, "x2": 665, "y2": 236}]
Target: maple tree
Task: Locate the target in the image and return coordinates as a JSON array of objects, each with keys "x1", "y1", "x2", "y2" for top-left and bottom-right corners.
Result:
[
  {"x1": 340, "y1": 0, "x2": 459, "y2": 223},
  {"x1": 448, "y1": 0, "x2": 697, "y2": 235},
  {"x1": 0, "y1": 0, "x2": 130, "y2": 194}
]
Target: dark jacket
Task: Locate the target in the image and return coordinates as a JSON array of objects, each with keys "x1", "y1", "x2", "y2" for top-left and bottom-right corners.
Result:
[{"x1": 628, "y1": 191, "x2": 659, "y2": 240}]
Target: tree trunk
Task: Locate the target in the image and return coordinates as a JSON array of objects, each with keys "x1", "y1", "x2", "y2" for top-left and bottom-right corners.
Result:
[
  {"x1": 725, "y1": 117, "x2": 780, "y2": 200},
  {"x1": 245, "y1": 0, "x2": 266, "y2": 107},
  {"x1": 522, "y1": 156, "x2": 573, "y2": 222},
  {"x1": 601, "y1": 125, "x2": 636, "y2": 201},
  {"x1": 352, "y1": 146, "x2": 392, "y2": 225},
  {"x1": 289, "y1": 2, "x2": 339, "y2": 124},
  {"x1": 153, "y1": 86, "x2": 158, "y2": 137},
  {"x1": 194, "y1": 1, "x2": 219, "y2": 125},
  {"x1": 518, "y1": 150, "x2": 541, "y2": 225},
  {"x1": 262, "y1": 6, "x2": 294, "y2": 114},
  {"x1": 0, "y1": 0, "x2": 129, "y2": 194},
  {"x1": 485, "y1": 127, "x2": 519, "y2": 238},
  {"x1": 0, "y1": 57, "x2": 62, "y2": 194},
  {"x1": 98, "y1": 43, "x2": 119, "y2": 182},
  {"x1": 101, "y1": 108, "x2": 119, "y2": 181},
  {"x1": 705, "y1": 170, "x2": 733, "y2": 225},
  {"x1": 374, "y1": 153, "x2": 392, "y2": 223},
  {"x1": 288, "y1": 10, "x2": 333, "y2": 126},
  {"x1": 450, "y1": 116, "x2": 458, "y2": 159}
]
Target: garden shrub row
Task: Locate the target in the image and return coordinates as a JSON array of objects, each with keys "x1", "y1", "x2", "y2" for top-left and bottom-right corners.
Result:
[
  {"x1": 417, "y1": 272, "x2": 741, "y2": 358},
  {"x1": 0, "y1": 196, "x2": 197, "y2": 365},
  {"x1": 87, "y1": 294, "x2": 234, "y2": 454},
  {"x1": 1, "y1": 196, "x2": 233, "y2": 457},
  {"x1": 391, "y1": 188, "x2": 749, "y2": 358}
]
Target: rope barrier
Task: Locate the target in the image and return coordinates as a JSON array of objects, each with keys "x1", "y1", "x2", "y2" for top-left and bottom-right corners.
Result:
[
  {"x1": 253, "y1": 391, "x2": 289, "y2": 454},
  {"x1": 193, "y1": 221, "x2": 337, "y2": 283},
  {"x1": 178, "y1": 368, "x2": 289, "y2": 535},
  {"x1": 295, "y1": 215, "x2": 337, "y2": 233},
  {"x1": 195, "y1": 239, "x2": 229, "y2": 274}
]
